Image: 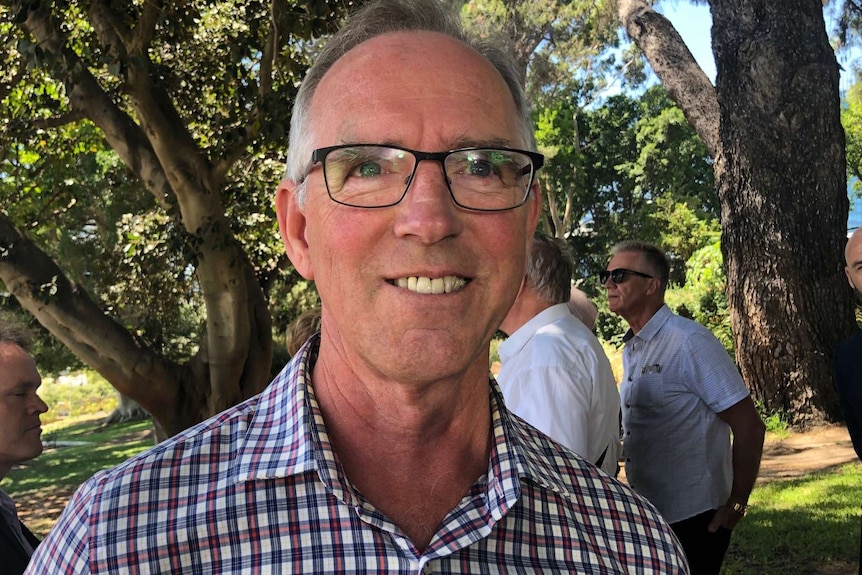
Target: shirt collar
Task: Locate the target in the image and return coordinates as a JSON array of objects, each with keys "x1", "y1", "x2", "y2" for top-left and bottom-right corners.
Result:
[
  {"x1": 623, "y1": 303, "x2": 672, "y2": 344},
  {"x1": 233, "y1": 334, "x2": 577, "y2": 517},
  {"x1": 498, "y1": 303, "x2": 570, "y2": 363}
]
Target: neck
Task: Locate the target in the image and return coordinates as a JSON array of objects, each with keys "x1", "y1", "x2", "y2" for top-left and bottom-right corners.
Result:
[
  {"x1": 625, "y1": 300, "x2": 664, "y2": 334},
  {"x1": 500, "y1": 292, "x2": 553, "y2": 336},
  {"x1": 311, "y1": 337, "x2": 493, "y2": 551}
]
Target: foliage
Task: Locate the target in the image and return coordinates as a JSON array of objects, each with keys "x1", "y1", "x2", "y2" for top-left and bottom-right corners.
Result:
[
  {"x1": 38, "y1": 370, "x2": 119, "y2": 425},
  {"x1": 0, "y1": 1, "x2": 348, "y2": 433},
  {"x1": 665, "y1": 238, "x2": 732, "y2": 354},
  {"x1": 843, "y1": 79, "x2": 862, "y2": 199},
  {"x1": 546, "y1": 86, "x2": 716, "y2": 287}
]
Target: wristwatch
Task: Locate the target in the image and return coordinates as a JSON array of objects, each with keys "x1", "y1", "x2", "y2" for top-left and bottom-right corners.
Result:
[{"x1": 728, "y1": 502, "x2": 749, "y2": 516}]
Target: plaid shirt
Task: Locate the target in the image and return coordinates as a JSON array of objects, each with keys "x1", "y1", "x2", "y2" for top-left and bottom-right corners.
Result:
[{"x1": 27, "y1": 338, "x2": 688, "y2": 574}]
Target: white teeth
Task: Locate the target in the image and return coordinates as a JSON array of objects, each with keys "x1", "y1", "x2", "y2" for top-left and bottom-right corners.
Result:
[
  {"x1": 416, "y1": 277, "x2": 432, "y2": 294},
  {"x1": 395, "y1": 275, "x2": 466, "y2": 294}
]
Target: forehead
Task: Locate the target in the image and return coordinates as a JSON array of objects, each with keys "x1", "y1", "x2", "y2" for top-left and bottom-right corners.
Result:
[
  {"x1": 310, "y1": 31, "x2": 522, "y2": 146},
  {"x1": 847, "y1": 231, "x2": 862, "y2": 265},
  {"x1": 609, "y1": 250, "x2": 644, "y2": 267},
  {"x1": 0, "y1": 343, "x2": 39, "y2": 389}
]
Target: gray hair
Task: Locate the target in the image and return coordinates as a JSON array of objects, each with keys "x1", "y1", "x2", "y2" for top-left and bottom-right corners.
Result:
[
  {"x1": 526, "y1": 232, "x2": 573, "y2": 305},
  {"x1": 611, "y1": 240, "x2": 670, "y2": 291},
  {"x1": 0, "y1": 313, "x2": 32, "y2": 353},
  {"x1": 285, "y1": 0, "x2": 535, "y2": 206}
]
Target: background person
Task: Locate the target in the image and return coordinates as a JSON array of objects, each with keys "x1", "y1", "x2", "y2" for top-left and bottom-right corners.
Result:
[
  {"x1": 0, "y1": 318, "x2": 48, "y2": 575},
  {"x1": 497, "y1": 232, "x2": 621, "y2": 476},
  {"x1": 285, "y1": 306, "x2": 321, "y2": 357},
  {"x1": 834, "y1": 226, "x2": 862, "y2": 573},
  {"x1": 27, "y1": 1, "x2": 688, "y2": 572},
  {"x1": 567, "y1": 286, "x2": 598, "y2": 331},
  {"x1": 604, "y1": 240, "x2": 765, "y2": 575}
]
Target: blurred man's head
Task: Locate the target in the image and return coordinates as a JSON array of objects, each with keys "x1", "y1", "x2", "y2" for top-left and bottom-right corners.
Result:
[
  {"x1": 499, "y1": 232, "x2": 572, "y2": 335},
  {"x1": 567, "y1": 288, "x2": 598, "y2": 331},
  {"x1": 845, "y1": 228, "x2": 862, "y2": 297},
  {"x1": 275, "y1": 0, "x2": 541, "y2": 383},
  {"x1": 0, "y1": 320, "x2": 47, "y2": 479}
]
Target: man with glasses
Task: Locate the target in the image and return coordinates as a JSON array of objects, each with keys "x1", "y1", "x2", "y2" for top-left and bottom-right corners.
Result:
[
  {"x1": 497, "y1": 232, "x2": 621, "y2": 477},
  {"x1": 28, "y1": 1, "x2": 688, "y2": 572},
  {"x1": 603, "y1": 240, "x2": 765, "y2": 575}
]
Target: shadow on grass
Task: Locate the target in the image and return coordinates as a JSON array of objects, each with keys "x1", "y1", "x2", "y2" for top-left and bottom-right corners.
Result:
[
  {"x1": 0, "y1": 417, "x2": 156, "y2": 536},
  {"x1": 722, "y1": 468, "x2": 861, "y2": 575}
]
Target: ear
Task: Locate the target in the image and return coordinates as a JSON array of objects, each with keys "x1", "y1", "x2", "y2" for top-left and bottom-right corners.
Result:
[
  {"x1": 846, "y1": 266, "x2": 854, "y2": 289},
  {"x1": 644, "y1": 277, "x2": 662, "y2": 296},
  {"x1": 523, "y1": 182, "x2": 542, "y2": 252},
  {"x1": 275, "y1": 179, "x2": 314, "y2": 280}
]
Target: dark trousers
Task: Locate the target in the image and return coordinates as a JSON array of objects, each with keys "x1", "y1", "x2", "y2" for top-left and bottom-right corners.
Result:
[{"x1": 670, "y1": 510, "x2": 732, "y2": 575}]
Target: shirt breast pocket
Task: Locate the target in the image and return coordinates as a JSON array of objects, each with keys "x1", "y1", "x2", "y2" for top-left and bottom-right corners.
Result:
[{"x1": 630, "y1": 374, "x2": 666, "y2": 409}]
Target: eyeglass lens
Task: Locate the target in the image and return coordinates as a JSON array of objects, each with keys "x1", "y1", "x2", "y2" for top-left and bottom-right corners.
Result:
[
  {"x1": 320, "y1": 146, "x2": 534, "y2": 210},
  {"x1": 600, "y1": 269, "x2": 648, "y2": 284}
]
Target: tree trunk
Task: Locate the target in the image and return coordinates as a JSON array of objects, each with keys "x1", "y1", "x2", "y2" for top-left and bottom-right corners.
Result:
[
  {"x1": 0, "y1": 211, "x2": 271, "y2": 438},
  {"x1": 102, "y1": 393, "x2": 149, "y2": 425},
  {"x1": 619, "y1": 0, "x2": 857, "y2": 427},
  {"x1": 712, "y1": 0, "x2": 854, "y2": 426}
]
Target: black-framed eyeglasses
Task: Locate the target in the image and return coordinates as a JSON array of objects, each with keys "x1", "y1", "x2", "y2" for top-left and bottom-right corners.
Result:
[
  {"x1": 308, "y1": 144, "x2": 544, "y2": 211},
  {"x1": 599, "y1": 268, "x2": 654, "y2": 285}
]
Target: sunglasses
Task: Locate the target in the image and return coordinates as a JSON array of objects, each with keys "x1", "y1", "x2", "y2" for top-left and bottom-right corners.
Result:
[{"x1": 599, "y1": 268, "x2": 654, "y2": 285}]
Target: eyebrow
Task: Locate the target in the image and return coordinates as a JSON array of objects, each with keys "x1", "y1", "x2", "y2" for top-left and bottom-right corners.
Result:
[{"x1": 8, "y1": 381, "x2": 41, "y2": 392}]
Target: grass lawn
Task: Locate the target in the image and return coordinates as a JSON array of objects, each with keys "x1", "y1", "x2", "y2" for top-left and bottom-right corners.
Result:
[
  {"x1": 722, "y1": 462, "x2": 862, "y2": 574},
  {"x1": 1, "y1": 414, "x2": 155, "y2": 535},
  {"x1": 1, "y1": 414, "x2": 860, "y2": 573}
]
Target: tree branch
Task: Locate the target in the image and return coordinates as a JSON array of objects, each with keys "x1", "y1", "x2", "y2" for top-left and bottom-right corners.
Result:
[
  {"x1": 130, "y1": 0, "x2": 164, "y2": 54},
  {"x1": 20, "y1": 3, "x2": 175, "y2": 211},
  {"x1": 86, "y1": 0, "x2": 133, "y2": 62},
  {"x1": 0, "y1": 212, "x2": 180, "y2": 422},
  {"x1": 617, "y1": 0, "x2": 720, "y2": 158}
]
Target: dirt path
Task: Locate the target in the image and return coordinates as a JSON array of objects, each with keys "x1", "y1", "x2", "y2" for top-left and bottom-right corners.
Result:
[{"x1": 757, "y1": 424, "x2": 859, "y2": 483}]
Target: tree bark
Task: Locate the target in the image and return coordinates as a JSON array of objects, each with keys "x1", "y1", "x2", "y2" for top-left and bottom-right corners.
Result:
[{"x1": 618, "y1": 0, "x2": 857, "y2": 427}]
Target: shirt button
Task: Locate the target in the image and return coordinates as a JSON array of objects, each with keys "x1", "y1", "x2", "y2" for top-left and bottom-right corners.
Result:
[
  {"x1": 626, "y1": 458, "x2": 631, "y2": 462},
  {"x1": 626, "y1": 431, "x2": 631, "y2": 435}
]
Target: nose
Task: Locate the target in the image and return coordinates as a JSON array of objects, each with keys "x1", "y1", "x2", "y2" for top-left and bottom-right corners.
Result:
[
  {"x1": 392, "y1": 160, "x2": 462, "y2": 244},
  {"x1": 32, "y1": 394, "x2": 49, "y2": 415}
]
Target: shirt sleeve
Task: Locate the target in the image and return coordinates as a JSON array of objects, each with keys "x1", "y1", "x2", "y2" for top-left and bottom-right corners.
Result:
[
  {"x1": 25, "y1": 475, "x2": 96, "y2": 574},
  {"x1": 681, "y1": 330, "x2": 750, "y2": 413}
]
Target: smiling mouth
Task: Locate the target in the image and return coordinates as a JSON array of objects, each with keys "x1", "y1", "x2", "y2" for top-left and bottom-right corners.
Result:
[{"x1": 391, "y1": 275, "x2": 468, "y2": 294}]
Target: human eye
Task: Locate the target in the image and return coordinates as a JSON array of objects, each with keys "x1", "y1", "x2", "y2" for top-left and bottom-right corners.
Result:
[{"x1": 452, "y1": 150, "x2": 522, "y2": 182}]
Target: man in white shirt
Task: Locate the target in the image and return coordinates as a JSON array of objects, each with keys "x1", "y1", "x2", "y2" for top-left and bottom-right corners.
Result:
[{"x1": 498, "y1": 232, "x2": 621, "y2": 476}]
